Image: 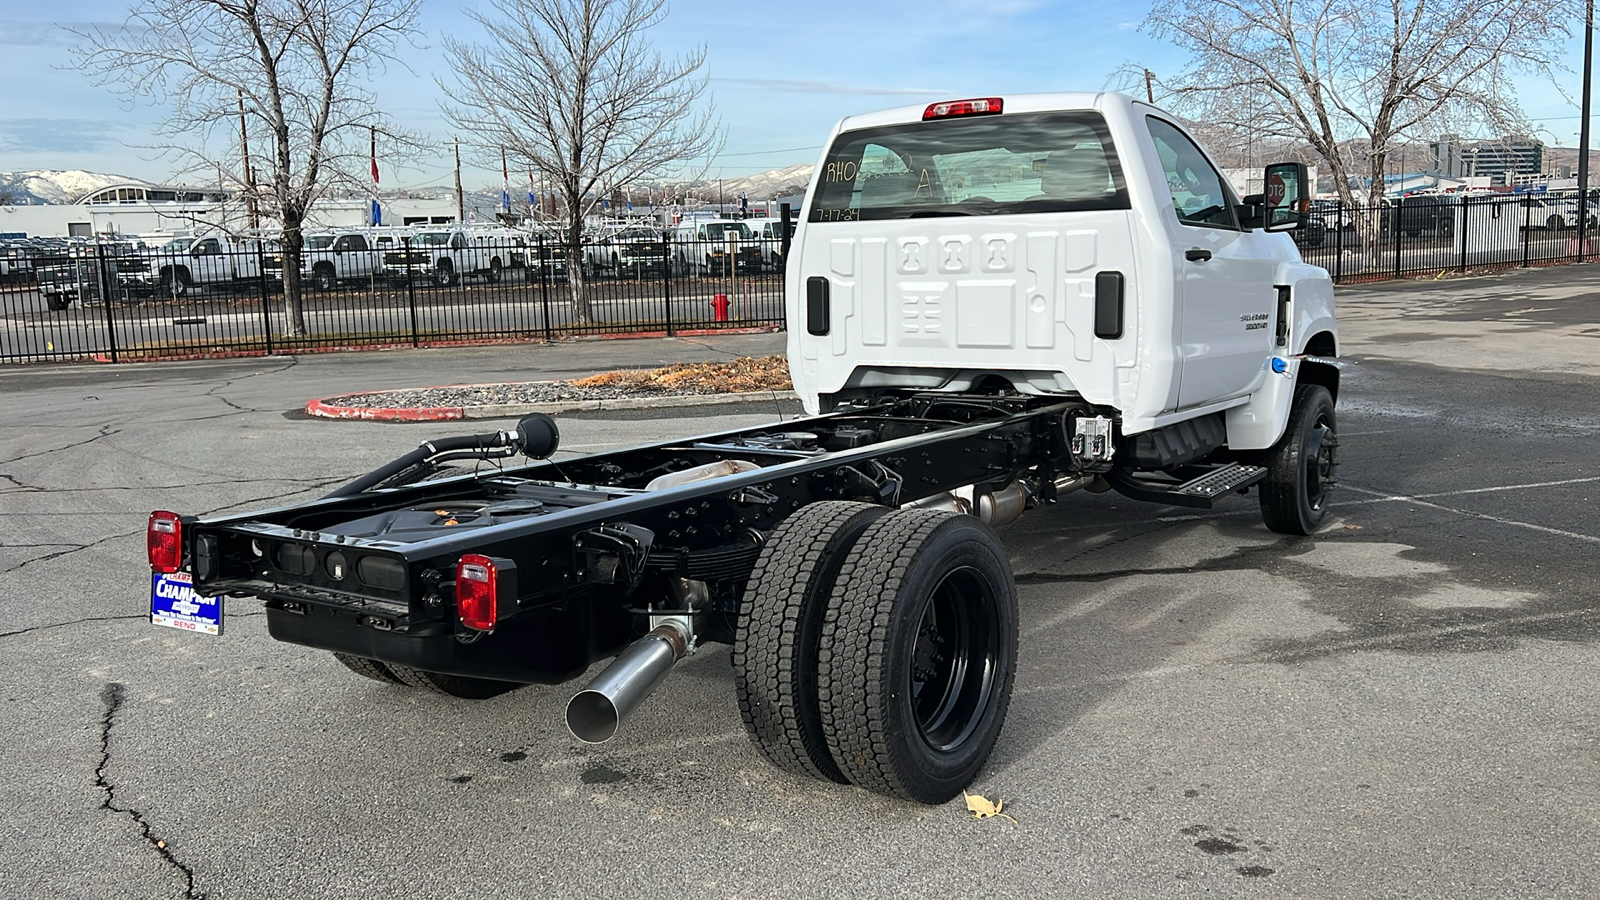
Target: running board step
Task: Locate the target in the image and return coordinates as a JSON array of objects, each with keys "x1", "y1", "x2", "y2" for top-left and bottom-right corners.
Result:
[{"x1": 1106, "y1": 463, "x2": 1268, "y2": 509}]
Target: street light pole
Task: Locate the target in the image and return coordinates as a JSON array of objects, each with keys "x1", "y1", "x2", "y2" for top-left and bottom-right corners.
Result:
[{"x1": 1577, "y1": 0, "x2": 1594, "y2": 258}]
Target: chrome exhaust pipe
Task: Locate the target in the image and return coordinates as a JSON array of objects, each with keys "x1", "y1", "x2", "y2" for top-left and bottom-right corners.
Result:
[{"x1": 566, "y1": 621, "x2": 690, "y2": 743}]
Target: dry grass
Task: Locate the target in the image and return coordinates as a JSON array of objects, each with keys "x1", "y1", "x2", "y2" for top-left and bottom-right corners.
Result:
[{"x1": 571, "y1": 355, "x2": 792, "y2": 394}]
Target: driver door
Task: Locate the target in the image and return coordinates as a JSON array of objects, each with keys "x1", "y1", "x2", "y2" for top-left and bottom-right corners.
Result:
[{"x1": 1145, "y1": 117, "x2": 1278, "y2": 408}]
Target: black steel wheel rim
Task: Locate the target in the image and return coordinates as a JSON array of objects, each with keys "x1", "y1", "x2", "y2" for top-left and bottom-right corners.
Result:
[
  {"x1": 909, "y1": 566, "x2": 998, "y2": 752},
  {"x1": 1305, "y1": 415, "x2": 1336, "y2": 513}
]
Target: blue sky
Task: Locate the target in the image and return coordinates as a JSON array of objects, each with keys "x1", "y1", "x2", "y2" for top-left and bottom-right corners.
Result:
[{"x1": 0, "y1": 0, "x2": 1589, "y2": 191}]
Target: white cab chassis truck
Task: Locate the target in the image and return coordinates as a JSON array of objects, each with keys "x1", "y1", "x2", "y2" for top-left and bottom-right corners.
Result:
[{"x1": 146, "y1": 93, "x2": 1338, "y2": 807}]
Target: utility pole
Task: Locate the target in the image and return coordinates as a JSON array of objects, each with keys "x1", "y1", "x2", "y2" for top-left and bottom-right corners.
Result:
[
  {"x1": 237, "y1": 89, "x2": 257, "y2": 231},
  {"x1": 454, "y1": 138, "x2": 465, "y2": 224},
  {"x1": 1144, "y1": 69, "x2": 1156, "y2": 104},
  {"x1": 1578, "y1": 0, "x2": 1594, "y2": 255}
]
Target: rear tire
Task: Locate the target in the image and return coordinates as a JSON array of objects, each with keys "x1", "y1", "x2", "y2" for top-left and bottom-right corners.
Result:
[
  {"x1": 332, "y1": 652, "x2": 405, "y2": 684},
  {"x1": 486, "y1": 257, "x2": 503, "y2": 283},
  {"x1": 45, "y1": 294, "x2": 69, "y2": 311},
  {"x1": 735, "y1": 501, "x2": 889, "y2": 784},
  {"x1": 1259, "y1": 384, "x2": 1339, "y2": 535},
  {"x1": 386, "y1": 665, "x2": 522, "y2": 699},
  {"x1": 818, "y1": 509, "x2": 1018, "y2": 804},
  {"x1": 312, "y1": 263, "x2": 336, "y2": 292},
  {"x1": 159, "y1": 268, "x2": 191, "y2": 298}
]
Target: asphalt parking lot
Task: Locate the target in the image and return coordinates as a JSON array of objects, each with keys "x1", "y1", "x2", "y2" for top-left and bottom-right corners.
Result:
[{"x1": 1, "y1": 265, "x2": 1596, "y2": 899}]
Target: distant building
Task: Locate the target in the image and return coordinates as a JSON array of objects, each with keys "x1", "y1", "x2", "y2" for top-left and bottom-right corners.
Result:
[
  {"x1": 0, "y1": 180, "x2": 459, "y2": 238},
  {"x1": 1429, "y1": 135, "x2": 1465, "y2": 178},
  {"x1": 1452, "y1": 136, "x2": 1543, "y2": 185}
]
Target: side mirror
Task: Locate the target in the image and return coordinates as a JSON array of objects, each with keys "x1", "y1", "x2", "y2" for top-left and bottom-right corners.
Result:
[{"x1": 1263, "y1": 162, "x2": 1309, "y2": 232}]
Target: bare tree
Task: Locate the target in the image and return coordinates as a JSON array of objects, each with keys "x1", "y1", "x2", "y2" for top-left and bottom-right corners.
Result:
[
  {"x1": 1142, "y1": 0, "x2": 1571, "y2": 219},
  {"x1": 0, "y1": 184, "x2": 21, "y2": 207},
  {"x1": 74, "y1": 0, "x2": 422, "y2": 336},
  {"x1": 440, "y1": 0, "x2": 721, "y2": 324}
]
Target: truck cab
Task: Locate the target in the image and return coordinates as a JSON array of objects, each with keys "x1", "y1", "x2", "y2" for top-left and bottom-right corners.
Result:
[{"x1": 786, "y1": 92, "x2": 1338, "y2": 453}]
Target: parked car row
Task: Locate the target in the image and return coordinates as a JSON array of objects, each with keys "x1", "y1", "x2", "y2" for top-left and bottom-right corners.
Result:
[{"x1": 8, "y1": 218, "x2": 800, "y2": 307}]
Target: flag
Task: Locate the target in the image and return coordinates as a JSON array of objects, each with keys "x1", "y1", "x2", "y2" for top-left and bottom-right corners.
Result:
[
  {"x1": 626, "y1": 186, "x2": 633, "y2": 213},
  {"x1": 370, "y1": 128, "x2": 382, "y2": 226},
  {"x1": 501, "y1": 148, "x2": 510, "y2": 215}
]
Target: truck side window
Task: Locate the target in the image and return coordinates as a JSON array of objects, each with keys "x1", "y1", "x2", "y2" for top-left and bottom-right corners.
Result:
[
  {"x1": 1145, "y1": 118, "x2": 1239, "y2": 230},
  {"x1": 194, "y1": 239, "x2": 220, "y2": 255}
]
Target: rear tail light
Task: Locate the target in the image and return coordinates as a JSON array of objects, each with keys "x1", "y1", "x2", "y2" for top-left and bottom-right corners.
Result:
[
  {"x1": 923, "y1": 97, "x2": 1003, "y2": 120},
  {"x1": 457, "y1": 553, "x2": 518, "y2": 632},
  {"x1": 148, "y1": 511, "x2": 183, "y2": 573}
]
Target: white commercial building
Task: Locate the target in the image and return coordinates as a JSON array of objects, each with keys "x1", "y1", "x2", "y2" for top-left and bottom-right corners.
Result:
[{"x1": 0, "y1": 182, "x2": 460, "y2": 239}]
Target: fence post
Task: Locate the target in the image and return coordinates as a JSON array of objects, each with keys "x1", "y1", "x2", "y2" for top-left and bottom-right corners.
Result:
[
  {"x1": 96, "y1": 242, "x2": 119, "y2": 363},
  {"x1": 1522, "y1": 199, "x2": 1532, "y2": 269},
  {"x1": 405, "y1": 235, "x2": 420, "y2": 347},
  {"x1": 257, "y1": 243, "x2": 275, "y2": 355},
  {"x1": 661, "y1": 232, "x2": 675, "y2": 337},
  {"x1": 1392, "y1": 197, "x2": 1403, "y2": 280},
  {"x1": 1334, "y1": 202, "x2": 1345, "y2": 284},
  {"x1": 1458, "y1": 197, "x2": 1469, "y2": 274},
  {"x1": 538, "y1": 234, "x2": 554, "y2": 342}
]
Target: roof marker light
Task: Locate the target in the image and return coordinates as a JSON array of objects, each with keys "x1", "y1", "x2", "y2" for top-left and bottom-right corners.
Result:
[{"x1": 923, "y1": 97, "x2": 1004, "y2": 121}]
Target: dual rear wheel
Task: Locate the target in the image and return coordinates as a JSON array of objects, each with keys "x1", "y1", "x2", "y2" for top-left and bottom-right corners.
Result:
[{"x1": 735, "y1": 502, "x2": 1018, "y2": 804}]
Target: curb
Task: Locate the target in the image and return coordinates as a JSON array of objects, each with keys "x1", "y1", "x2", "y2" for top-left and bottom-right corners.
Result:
[{"x1": 306, "y1": 386, "x2": 800, "y2": 421}]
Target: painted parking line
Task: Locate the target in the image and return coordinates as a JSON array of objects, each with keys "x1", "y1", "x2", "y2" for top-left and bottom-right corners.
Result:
[{"x1": 1342, "y1": 484, "x2": 1600, "y2": 545}]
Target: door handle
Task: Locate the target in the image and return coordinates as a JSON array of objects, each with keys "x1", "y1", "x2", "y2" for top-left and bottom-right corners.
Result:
[{"x1": 1185, "y1": 249, "x2": 1212, "y2": 262}]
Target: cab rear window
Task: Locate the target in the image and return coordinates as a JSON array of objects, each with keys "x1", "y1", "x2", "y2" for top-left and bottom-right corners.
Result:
[{"x1": 809, "y1": 111, "x2": 1130, "y2": 222}]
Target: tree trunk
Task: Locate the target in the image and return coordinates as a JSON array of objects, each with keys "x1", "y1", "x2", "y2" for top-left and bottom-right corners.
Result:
[
  {"x1": 564, "y1": 217, "x2": 593, "y2": 324},
  {"x1": 279, "y1": 216, "x2": 308, "y2": 337}
]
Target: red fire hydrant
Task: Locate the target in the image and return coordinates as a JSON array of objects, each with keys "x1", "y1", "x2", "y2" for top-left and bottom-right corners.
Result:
[{"x1": 711, "y1": 293, "x2": 731, "y2": 322}]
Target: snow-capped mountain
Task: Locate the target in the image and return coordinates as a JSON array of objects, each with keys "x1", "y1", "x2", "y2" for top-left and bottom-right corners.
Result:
[{"x1": 0, "y1": 170, "x2": 146, "y2": 205}]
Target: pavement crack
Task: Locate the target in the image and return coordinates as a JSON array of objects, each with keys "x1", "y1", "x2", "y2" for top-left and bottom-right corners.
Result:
[
  {"x1": 0, "y1": 472, "x2": 41, "y2": 492},
  {"x1": 0, "y1": 614, "x2": 149, "y2": 640},
  {"x1": 0, "y1": 424, "x2": 120, "y2": 466},
  {"x1": 203, "y1": 358, "x2": 300, "y2": 413},
  {"x1": 96, "y1": 683, "x2": 206, "y2": 900},
  {"x1": 1, "y1": 530, "x2": 135, "y2": 576}
]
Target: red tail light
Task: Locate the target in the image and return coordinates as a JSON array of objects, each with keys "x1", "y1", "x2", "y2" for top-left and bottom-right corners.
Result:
[
  {"x1": 457, "y1": 554, "x2": 499, "y2": 632},
  {"x1": 923, "y1": 97, "x2": 1003, "y2": 120},
  {"x1": 148, "y1": 511, "x2": 183, "y2": 573}
]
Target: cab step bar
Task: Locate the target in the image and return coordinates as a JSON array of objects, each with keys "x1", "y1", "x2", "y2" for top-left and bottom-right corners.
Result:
[{"x1": 1105, "y1": 462, "x2": 1268, "y2": 509}]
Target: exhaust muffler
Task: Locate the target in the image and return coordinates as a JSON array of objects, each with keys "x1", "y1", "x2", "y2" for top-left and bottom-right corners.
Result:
[{"x1": 565, "y1": 621, "x2": 690, "y2": 743}]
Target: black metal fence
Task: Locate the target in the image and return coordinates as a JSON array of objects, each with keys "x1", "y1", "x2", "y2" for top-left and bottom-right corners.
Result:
[
  {"x1": 0, "y1": 232, "x2": 788, "y2": 364},
  {"x1": 1, "y1": 194, "x2": 1593, "y2": 365},
  {"x1": 1295, "y1": 192, "x2": 1599, "y2": 282}
]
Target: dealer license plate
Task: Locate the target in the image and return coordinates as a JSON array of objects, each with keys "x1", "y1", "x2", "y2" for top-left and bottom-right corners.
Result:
[{"x1": 150, "y1": 571, "x2": 223, "y2": 636}]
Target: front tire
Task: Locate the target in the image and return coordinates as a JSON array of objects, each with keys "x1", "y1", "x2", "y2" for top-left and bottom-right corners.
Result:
[
  {"x1": 432, "y1": 260, "x2": 457, "y2": 287},
  {"x1": 486, "y1": 257, "x2": 503, "y2": 283},
  {"x1": 1259, "y1": 384, "x2": 1339, "y2": 535},
  {"x1": 735, "y1": 501, "x2": 888, "y2": 784},
  {"x1": 818, "y1": 509, "x2": 1019, "y2": 804}
]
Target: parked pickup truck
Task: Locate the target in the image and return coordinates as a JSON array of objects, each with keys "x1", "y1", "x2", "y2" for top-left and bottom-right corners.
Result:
[
  {"x1": 301, "y1": 230, "x2": 386, "y2": 291},
  {"x1": 381, "y1": 227, "x2": 510, "y2": 287},
  {"x1": 583, "y1": 225, "x2": 668, "y2": 278},
  {"x1": 121, "y1": 233, "x2": 279, "y2": 298},
  {"x1": 147, "y1": 92, "x2": 1338, "y2": 806}
]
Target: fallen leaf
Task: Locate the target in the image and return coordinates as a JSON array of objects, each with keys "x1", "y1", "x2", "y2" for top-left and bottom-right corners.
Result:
[{"x1": 963, "y1": 790, "x2": 1018, "y2": 824}]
